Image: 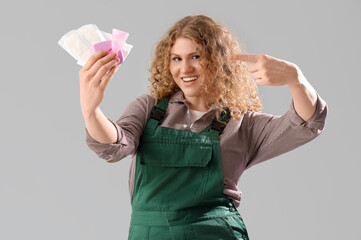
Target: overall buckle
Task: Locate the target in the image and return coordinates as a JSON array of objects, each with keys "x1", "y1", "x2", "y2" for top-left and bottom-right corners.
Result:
[{"x1": 150, "y1": 106, "x2": 165, "y2": 122}]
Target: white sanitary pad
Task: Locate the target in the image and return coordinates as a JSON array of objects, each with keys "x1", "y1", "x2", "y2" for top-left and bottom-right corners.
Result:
[{"x1": 58, "y1": 24, "x2": 133, "y2": 66}]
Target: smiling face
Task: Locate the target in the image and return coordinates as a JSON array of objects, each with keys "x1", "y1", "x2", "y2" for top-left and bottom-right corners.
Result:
[{"x1": 169, "y1": 37, "x2": 209, "y2": 111}]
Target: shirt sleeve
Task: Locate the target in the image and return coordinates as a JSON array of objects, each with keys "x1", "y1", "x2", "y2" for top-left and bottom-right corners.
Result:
[
  {"x1": 85, "y1": 94, "x2": 157, "y2": 163},
  {"x1": 243, "y1": 92, "x2": 328, "y2": 170}
]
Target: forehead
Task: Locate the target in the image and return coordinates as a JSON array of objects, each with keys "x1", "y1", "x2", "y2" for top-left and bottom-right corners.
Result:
[{"x1": 170, "y1": 37, "x2": 199, "y2": 54}]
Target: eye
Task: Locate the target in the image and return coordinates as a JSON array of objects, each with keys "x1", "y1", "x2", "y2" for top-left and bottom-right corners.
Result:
[
  {"x1": 172, "y1": 57, "x2": 182, "y2": 62},
  {"x1": 192, "y1": 55, "x2": 200, "y2": 59}
]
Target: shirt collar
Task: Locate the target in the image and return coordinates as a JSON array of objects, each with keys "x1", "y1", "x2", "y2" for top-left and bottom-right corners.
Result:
[{"x1": 169, "y1": 90, "x2": 185, "y2": 103}]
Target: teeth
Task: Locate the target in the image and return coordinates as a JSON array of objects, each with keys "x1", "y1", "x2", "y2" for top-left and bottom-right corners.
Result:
[{"x1": 182, "y1": 77, "x2": 197, "y2": 82}]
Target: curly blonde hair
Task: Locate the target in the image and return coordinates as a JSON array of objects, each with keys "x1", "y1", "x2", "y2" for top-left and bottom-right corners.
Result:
[{"x1": 149, "y1": 15, "x2": 262, "y2": 120}]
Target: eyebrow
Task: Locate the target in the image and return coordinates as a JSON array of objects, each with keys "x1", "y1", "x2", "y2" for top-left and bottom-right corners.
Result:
[{"x1": 170, "y1": 52, "x2": 199, "y2": 56}]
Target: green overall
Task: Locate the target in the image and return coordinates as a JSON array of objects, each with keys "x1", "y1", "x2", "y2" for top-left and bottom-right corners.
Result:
[{"x1": 129, "y1": 97, "x2": 249, "y2": 240}]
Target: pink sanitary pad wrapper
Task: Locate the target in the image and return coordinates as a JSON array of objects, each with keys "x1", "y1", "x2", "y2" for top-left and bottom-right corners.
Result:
[{"x1": 58, "y1": 24, "x2": 133, "y2": 66}]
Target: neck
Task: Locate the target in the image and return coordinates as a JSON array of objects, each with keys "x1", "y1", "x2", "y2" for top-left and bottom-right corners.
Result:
[{"x1": 186, "y1": 96, "x2": 208, "y2": 112}]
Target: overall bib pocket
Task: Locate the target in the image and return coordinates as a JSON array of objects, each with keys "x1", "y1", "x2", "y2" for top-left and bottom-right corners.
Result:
[{"x1": 135, "y1": 140, "x2": 214, "y2": 210}]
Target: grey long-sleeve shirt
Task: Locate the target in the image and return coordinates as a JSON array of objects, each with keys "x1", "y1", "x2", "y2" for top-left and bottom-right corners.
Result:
[{"x1": 85, "y1": 90, "x2": 328, "y2": 207}]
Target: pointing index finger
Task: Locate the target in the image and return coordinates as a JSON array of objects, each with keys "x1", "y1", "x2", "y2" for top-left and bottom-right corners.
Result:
[{"x1": 229, "y1": 54, "x2": 261, "y2": 63}]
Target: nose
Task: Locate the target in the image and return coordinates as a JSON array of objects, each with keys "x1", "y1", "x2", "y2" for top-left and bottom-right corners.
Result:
[{"x1": 180, "y1": 59, "x2": 195, "y2": 73}]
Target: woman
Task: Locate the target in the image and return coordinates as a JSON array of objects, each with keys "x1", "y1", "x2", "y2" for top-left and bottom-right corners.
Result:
[{"x1": 80, "y1": 15, "x2": 327, "y2": 239}]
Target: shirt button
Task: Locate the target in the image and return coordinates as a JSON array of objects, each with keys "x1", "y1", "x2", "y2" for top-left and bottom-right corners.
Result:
[{"x1": 183, "y1": 124, "x2": 187, "y2": 128}]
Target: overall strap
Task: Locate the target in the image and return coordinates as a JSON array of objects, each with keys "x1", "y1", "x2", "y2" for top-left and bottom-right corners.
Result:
[{"x1": 146, "y1": 97, "x2": 170, "y2": 130}]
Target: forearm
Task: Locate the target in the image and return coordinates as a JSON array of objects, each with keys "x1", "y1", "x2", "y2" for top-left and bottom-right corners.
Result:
[
  {"x1": 287, "y1": 66, "x2": 317, "y2": 122},
  {"x1": 82, "y1": 107, "x2": 118, "y2": 144}
]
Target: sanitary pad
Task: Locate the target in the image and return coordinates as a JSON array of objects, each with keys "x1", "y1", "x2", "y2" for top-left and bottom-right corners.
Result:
[{"x1": 58, "y1": 24, "x2": 133, "y2": 66}]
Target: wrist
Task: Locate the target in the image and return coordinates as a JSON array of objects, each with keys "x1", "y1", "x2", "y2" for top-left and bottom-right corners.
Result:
[
  {"x1": 287, "y1": 64, "x2": 306, "y2": 89},
  {"x1": 82, "y1": 106, "x2": 101, "y2": 120}
]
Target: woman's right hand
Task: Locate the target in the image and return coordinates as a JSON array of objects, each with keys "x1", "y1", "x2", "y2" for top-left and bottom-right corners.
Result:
[{"x1": 79, "y1": 50, "x2": 119, "y2": 116}]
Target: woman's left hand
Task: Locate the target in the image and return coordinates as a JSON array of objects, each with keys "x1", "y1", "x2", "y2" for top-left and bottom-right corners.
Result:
[{"x1": 229, "y1": 54, "x2": 302, "y2": 87}]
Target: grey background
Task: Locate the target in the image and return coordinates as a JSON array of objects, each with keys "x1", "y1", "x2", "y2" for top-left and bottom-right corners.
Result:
[{"x1": 0, "y1": 0, "x2": 360, "y2": 239}]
